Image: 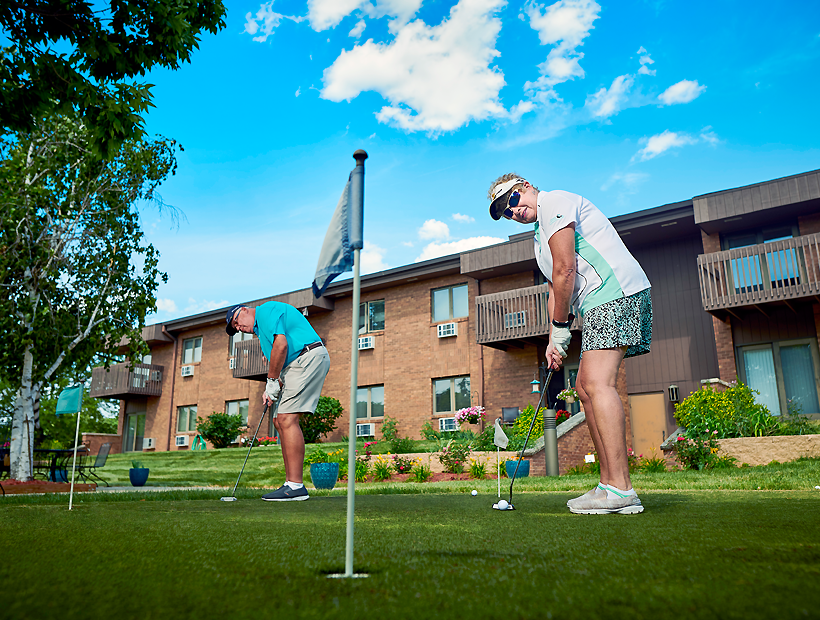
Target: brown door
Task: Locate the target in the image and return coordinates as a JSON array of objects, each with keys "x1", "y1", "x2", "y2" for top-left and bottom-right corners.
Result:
[{"x1": 629, "y1": 393, "x2": 667, "y2": 458}]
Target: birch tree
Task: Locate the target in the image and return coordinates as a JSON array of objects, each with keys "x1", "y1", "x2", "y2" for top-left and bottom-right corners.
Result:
[{"x1": 0, "y1": 114, "x2": 178, "y2": 480}]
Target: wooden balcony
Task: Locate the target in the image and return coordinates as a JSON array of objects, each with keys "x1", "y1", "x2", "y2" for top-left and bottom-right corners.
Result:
[
  {"x1": 89, "y1": 363, "x2": 164, "y2": 399},
  {"x1": 697, "y1": 232, "x2": 820, "y2": 315},
  {"x1": 233, "y1": 339, "x2": 267, "y2": 381},
  {"x1": 476, "y1": 283, "x2": 581, "y2": 350}
]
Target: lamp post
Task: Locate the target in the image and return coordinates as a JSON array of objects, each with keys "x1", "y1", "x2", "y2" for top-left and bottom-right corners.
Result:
[{"x1": 536, "y1": 364, "x2": 560, "y2": 477}]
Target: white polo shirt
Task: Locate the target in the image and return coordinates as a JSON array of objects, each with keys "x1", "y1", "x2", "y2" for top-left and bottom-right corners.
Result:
[{"x1": 534, "y1": 190, "x2": 650, "y2": 316}]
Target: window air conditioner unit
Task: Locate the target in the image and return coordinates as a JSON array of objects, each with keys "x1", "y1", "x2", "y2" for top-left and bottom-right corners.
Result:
[
  {"x1": 437, "y1": 322, "x2": 457, "y2": 338},
  {"x1": 229, "y1": 358, "x2": 236, "y2": 370},
  {"x1": 358, "y1": 336, "x2": 374, "y2": 350},
  {"x1": 438, "y1": 417, "x2": 458, "y2": 432},
  {"x1": 150, "y1": 370, "x2": 162, "y2": 382},
  {"x1": 143, "y1": 437, "x2": 155, "y2": 449},
  {"x1": 356, "y1": 423, "x2": 375, "y2": 438},
  {"x1": 180, "y1": 365, "x2": 194, "y2": 377},
  {"x1": 175, "y1": 435, "x2": 189, "y2": 447},
  {"x1": 504, "y1": 311, "x2": 526, "y2": 329}
]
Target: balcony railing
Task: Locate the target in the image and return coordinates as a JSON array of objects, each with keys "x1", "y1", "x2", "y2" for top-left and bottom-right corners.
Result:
[
  {"x1": 233, "y1": 339, "x2": 267, "y2": 380},
  {"x1": 697, "y1": 232, "x2": 820, "y2": 312},
  {"x1": 89, "y1": 363, "x2": 164, "y2": 399}
]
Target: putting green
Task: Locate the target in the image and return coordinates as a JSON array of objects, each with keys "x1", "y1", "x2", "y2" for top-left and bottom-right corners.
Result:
[{"x1": 2, "y1": 491, "x2": 819, "y2": 619}]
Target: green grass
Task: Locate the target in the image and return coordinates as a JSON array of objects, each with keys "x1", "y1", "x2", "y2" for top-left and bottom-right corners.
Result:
[{"x1": 1, "y1": 489, "x2": 819, "y2": 619}]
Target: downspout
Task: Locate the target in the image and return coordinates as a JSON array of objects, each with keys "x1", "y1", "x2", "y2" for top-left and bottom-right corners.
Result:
[{"x1": 162, "y1": 326, "x2": 179, "y2": 452}]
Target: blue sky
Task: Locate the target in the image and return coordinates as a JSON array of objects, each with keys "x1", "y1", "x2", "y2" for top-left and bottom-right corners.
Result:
[{"x1": 140, "y1": 0, "x2": 820, "y2": 324}]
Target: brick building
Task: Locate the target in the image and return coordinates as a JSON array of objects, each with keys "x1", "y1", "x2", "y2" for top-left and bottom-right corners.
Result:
[{"x1": 87, "y1": 169, "x2": 820, "y2": 473}]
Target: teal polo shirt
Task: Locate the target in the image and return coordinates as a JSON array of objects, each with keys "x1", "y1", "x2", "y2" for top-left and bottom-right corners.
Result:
[{"x1": 253, "y1": 301, "x2": 321, "y2": 368}]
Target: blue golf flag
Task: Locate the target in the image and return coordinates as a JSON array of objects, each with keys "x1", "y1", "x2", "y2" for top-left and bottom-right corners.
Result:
[
  {"x1": 312, "y1": 174, "x2": 354, "y2": 297},
  {"x1": 56, "y1": 385, "x2": 83, "y2": 415}
]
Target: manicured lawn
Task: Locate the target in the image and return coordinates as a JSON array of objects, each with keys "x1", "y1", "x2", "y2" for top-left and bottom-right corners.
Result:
[{"x1": 1, "y1": 489, "x2": 819, "y2": 619}]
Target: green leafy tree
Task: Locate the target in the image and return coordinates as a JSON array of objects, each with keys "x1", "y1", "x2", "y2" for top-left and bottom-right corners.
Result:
[
  {"x1": 0, "y1": 113, "x2": 178, "y2": 480},
  {"x1": 37, "y1": 380, "x2": 118, "y2": 449},
  {"x1": 0, "y1": 0, "x2": 226, "y2": 158},
  {"x1": 301, "y1": 396, "x2": 344, "y2": 443},
  {"x1": 196, "y1": 412, "x2": 246, "y2": 450}
]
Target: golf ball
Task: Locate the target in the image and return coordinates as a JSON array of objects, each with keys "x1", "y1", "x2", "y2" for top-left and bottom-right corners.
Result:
[
  {"x1": 471, "y1": 489, "x2": 478, "y2": 496},
  {"x1": 498, "y1": 499, "x2": 509, "y2": 509}
]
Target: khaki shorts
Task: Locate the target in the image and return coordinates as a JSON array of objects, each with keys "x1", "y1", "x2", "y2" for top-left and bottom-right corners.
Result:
[{"x1": 275, "y1": 346, "x2": 330, "y2": 415}]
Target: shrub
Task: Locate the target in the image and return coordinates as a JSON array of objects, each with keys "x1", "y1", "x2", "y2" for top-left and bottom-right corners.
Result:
[
  {"x1": 420, "y1": 421, "x2": 439, "y2": 441},
  {"x1": 565, "y1": 463, "x2": 590, "y2": 475},
  {"x1": 779, "y1": 399, "x2": 820, "y2": 435},
  {"x1": 473, "y1": 425, "x2": 497, "y2": 451},
  {"x1": 354, "y1": 456, "x2": 369, "y2": 482},
  {"x1": 409, "y1": 458, "x2": 432, "y2": 482},
  {"x1": 710, "y1": 453, "x2": 738, "y2": 469},
  {"x1": 437, "y1": 441, "x2": 471, "y2": 474},
  {"x1": 372, "y1": 454, "x2": 393, "y2": 481},
  {"x1": 300, "y1": 396, "x2": 344, "y2": 443},
  {"x1": 469, "y1": 458, "x2": 487, "y2": 479},
  {"x1": 673, "y1": 430, "x2": 720, "y2": 470},
  {"x1": 392, "y1": 454, "x2": 414, "y2": 475},
  {"x1": 196, "y1": 412, "x2": 247, "y2": 449},
  {"x1": 512, "y1": 404, "x2": 544, "y2": 440},
  {"x1": 674, "y1": 383, "x2": 772, "y2": 438},
  {"x1": 380, "y1": 416, "x2": 417, "y2": 453},
  {"x1": 381, "y1": 416, "x2": 398, "y2": 441}
]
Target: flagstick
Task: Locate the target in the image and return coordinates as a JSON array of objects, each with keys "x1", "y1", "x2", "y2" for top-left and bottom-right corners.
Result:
[
  {"x1": 344, "y1": 247, "x2": 361, "y2": 578},
  {"x1": 68, "y1": 408, "x2": 81, "y2": 510},
  {"x1": 497, "y1": 447, "x2": 500, "y2": 498}
]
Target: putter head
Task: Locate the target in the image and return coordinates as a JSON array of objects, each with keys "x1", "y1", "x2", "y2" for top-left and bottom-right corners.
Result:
[{"x1": 220, "y1": 496, "x2": 238, "y2": 502}]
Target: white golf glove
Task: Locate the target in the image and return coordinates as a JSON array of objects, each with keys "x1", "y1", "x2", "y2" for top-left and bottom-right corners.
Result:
[
  {"x1": 550, "y1": 324, "x2": 572, "y2": 358},
  {"x1": 265, "y1": 378, "x2": 282, "y2": 403}
]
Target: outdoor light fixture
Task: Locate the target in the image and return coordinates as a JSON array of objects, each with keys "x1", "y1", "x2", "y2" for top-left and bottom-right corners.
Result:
[
  {"x1": 668, "y1": 385, "x2": 679, "y2": 402},
  {"x1": 531, "y1": 378, "x2": 540, "y2": 393}
]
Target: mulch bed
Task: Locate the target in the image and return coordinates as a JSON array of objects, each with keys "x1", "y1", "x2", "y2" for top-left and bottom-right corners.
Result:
[{"x1": 0, "y1": 480, "x2": 97, "y2": 495}]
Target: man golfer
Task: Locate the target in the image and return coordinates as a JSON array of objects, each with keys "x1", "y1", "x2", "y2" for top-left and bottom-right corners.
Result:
[
  {"x1": 226, "y1": 302, "x2": 330, "y2": 501},
  {"x1": 488, "y1": 174, "x2": 652, "y2": 515}
]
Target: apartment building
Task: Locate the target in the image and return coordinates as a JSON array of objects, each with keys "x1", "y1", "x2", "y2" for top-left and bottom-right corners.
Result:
[{"x1": 87, "y1": 169, "x2": 820, "y2": 469}]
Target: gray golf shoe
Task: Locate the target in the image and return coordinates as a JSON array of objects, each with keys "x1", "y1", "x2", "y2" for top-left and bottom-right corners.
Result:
[
  {"x1": 569, "y1": 492, "x2": 643, "y2": 514},
  {"x1": 262, "y1": 485, "x2": 310, "y2": 502},
  {"x1": 567, "y1": 484, "x2": 606, "y2": 509}
]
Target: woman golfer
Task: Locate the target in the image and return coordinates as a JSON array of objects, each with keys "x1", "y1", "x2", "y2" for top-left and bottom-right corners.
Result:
[{"x1": 488, "y1": 174, "x2": 652, "y2": 515}]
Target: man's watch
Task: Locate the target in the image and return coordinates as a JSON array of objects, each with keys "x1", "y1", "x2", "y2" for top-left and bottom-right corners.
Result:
[{"x1": 551, "y1": 314, "x2": 575, "y2": 328}]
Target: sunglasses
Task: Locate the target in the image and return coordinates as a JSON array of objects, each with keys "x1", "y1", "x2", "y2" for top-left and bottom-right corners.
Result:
[{"x1": 501, "y1": 191, "x2": 521, "y2": 220}]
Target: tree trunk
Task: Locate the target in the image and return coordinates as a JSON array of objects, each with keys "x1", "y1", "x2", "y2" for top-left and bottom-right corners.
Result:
[{"x1": 10, "y1": 345, "x2": 37, "y2": 481}]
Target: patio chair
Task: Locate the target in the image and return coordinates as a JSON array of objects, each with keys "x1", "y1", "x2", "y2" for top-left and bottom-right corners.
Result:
[
  {"x1": 78, "y1": 443, "x2": 111, "y2": 487},
  {"x1": 501, "y1": 407, "x2": 520, "y2": 426}
]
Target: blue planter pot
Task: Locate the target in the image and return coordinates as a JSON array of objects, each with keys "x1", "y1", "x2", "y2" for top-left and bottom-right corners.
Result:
[
  {"x1": 51, "y1": 469, "x2": 68, "y2": 483},
  {"x1": 505, "y1": 460, "x2": 530, "y2": 479},
  {"x1": 129, "y1": 468, "x2": 150, "y2": 487},
  {"x1": 310, "y1": 462, "x2": 339, "y2": 490}
]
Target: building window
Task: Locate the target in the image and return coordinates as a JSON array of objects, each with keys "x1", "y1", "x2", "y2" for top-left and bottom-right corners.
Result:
[
  {"x1": 177, "y1": 405, "x2": 198, "y2": 432},
  {"x1": 432, "y1": 284, "x2": 468, "y2": 322},
  {"x1": 356, "y1": 385, "x2": 384, "y2": 419},
  {"x1": 723, "y1": 225, "x2": 800, "y2": 293},
  {"x1": 434, "y1": 376, "x2": 471, "y2": 415},
  {"x1": 182, "y1": 337, "x2": 202, "y2": 364},
  {"x1": 359, "y1": 300, "x2": 385, "y2": 334},
  {"x1": 229, "y1": 331, "x2": 254, "y2": 355},
  {"x1": 226, "y1": 399, "x2": 249, "y2": 425},
  {"x1": 738, "y1": 339, "x2": 820, "y2": 416}
]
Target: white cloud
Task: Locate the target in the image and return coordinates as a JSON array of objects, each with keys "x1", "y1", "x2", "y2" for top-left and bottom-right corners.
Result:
[
  {"x1": 321, "y1": 0, "x2": 509, "y2": 133},
  {"x1": 415, "y1": 236, "x2": 504, "y2": 261},
  {"x1": 349, "y1": 18, "x2": 366, "y2": 38},
  {"x1": 244, "y1": 1, "x2": 305, "y2": 42},
  {"x1": 585, "y1": 74, "x2": 634, "y2": 118},
  {"x1": 308, "y1": 0, "x2": 364, "y2": 31},
  {"x1": 418, "y1": 219, "x2": 450, "y2": 240},
  {"x1": 633, "y1": 130, "x2": 697, "y2": 161},
  {"x1": 601, "y1": 172, "x2": 649, "y2": 191},
  {"x1": 452, "y1": 213, "x2": 475, "y2": 223},
  {"x1": 637, "y1": 46, "x2": 656, "y2": 76},
  {"x1": 658, "y1": 79, "x2": 706, "y2": 105},
  {"x1": 402, "y1": 241, "x2": 414, "y2": 247},
  {"x1": 361, "y1": 241, "x2": 389, "y2": 273},
  {"x1": 156, "y1": 298, "x2": 178, "y2": 314},
  {"x1": 183, "y1": 298, "x2": 230, "y2": 315},
  {"x1": 700, "y1": 127, "x2": 720, "y2": 145},
  {"x1": 295, "y1": 87, "x2": 301, "y2": 97},
  {"x1": 524, "y1": 0, "x2": 601, "y2": 96},
  {"x1": 367, "y1": 0, "x2": 424, "y2": 32}
]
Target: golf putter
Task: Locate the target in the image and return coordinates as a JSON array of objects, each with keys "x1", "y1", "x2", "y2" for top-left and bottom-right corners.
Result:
[
  {"x1": 221, "y1": 401, "x2": 271, "y2": 502},
  {"x1": 505, "y1": 369, "x2": 554, "y2": 510}
]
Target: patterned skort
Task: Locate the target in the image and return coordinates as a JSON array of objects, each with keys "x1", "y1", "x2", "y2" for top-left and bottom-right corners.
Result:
[{"x1": 581, "y1": 288, "x2": 653, "y2": 359}]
